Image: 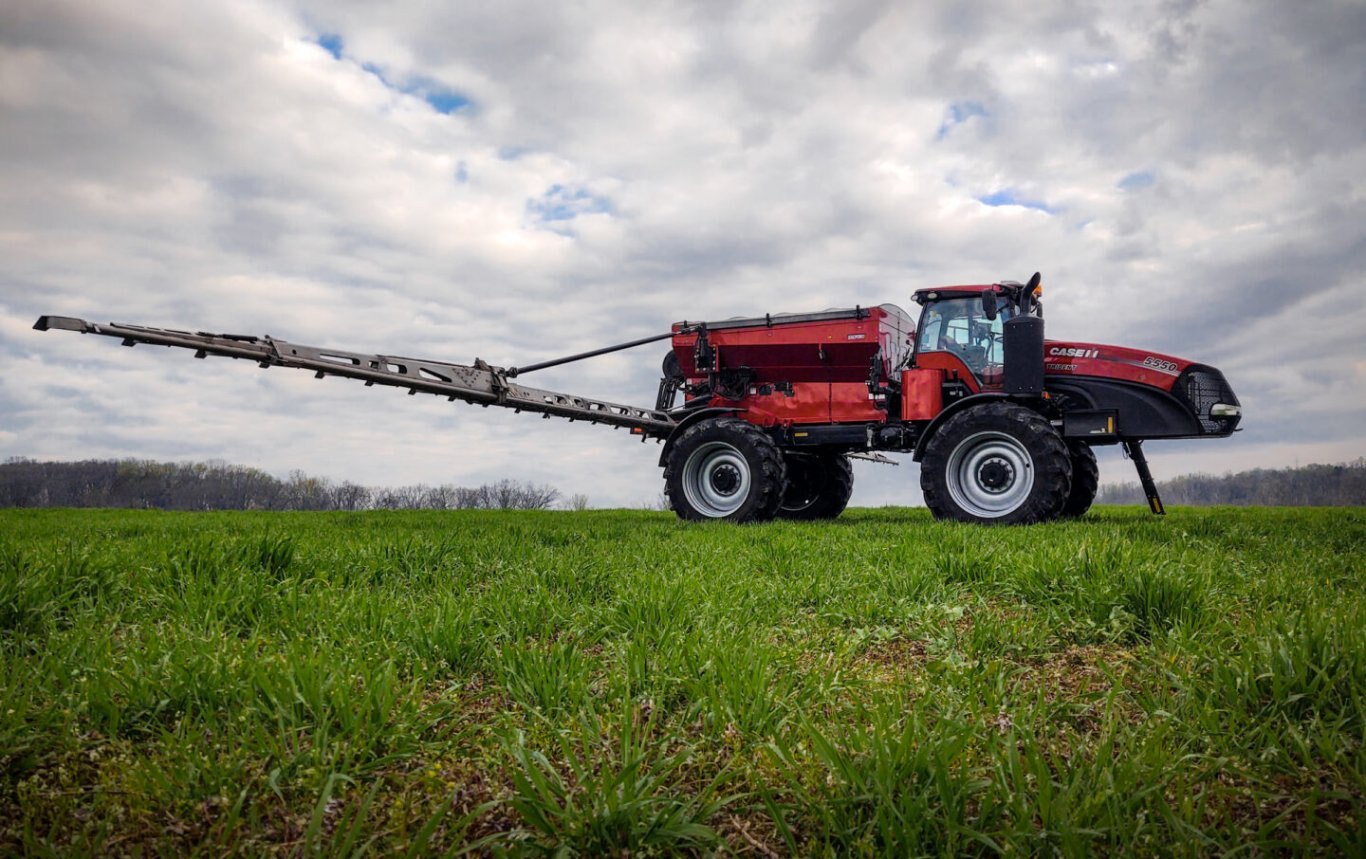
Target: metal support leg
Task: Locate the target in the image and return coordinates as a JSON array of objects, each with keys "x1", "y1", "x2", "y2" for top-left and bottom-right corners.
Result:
[{"x1": 1123, "y1": 440, "x2": 1165, "y2": 515}]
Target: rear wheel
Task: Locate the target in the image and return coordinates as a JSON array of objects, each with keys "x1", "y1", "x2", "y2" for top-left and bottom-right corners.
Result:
[
  {"x1": 778, "y1": 452, "x2": 854, "y2": 520},
  {"x1": 1058, "y1": 441, "x2": 1099, "y2": 519},
  {"x1": 664, "y1": 417, "x2": 786, "y2": 523},
  {"x1": 920, "y1": 402, "x2": 1071, "y2": 525}
]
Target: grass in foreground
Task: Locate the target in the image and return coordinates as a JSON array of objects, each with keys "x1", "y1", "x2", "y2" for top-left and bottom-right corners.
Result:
[{"x1": 0, "y1": 506, "x2": 1362, "y2": 855}]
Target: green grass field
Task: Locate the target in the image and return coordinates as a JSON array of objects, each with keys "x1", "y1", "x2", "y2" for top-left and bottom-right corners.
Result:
[{"x1": 1, "y1": 507, "x2": 1362, "y2": 855}]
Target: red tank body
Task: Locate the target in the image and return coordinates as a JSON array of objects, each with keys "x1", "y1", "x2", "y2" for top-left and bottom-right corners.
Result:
[{"x1": 670, "y1": 305, "x2": 915, "y2": 427}]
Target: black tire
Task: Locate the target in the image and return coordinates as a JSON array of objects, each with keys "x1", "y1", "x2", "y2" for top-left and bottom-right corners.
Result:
[
  {"x1": 664, "y1": 417, "x2": 786, "y2": 523},
  {"x1": 1058, "y1": 441, "x2": 1099, "y2": 519},
  {"x1": 777, "y1": 452, "x2": 854, "y2": 520},
  {"x1": 919, "y1": 401, "x2": 1071, "y2": 525}
]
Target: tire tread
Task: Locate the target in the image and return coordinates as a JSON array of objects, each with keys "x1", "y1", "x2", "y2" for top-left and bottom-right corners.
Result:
[
  {"x1": 663, "y1": 417, "x2": 785, "y2": 523},
  {"x1": 919, "y1": 401, "x2": 1071, "y2": 525},
  {"x1": 1059, "y1": 441, "x2": 1099, "y2": 518}
]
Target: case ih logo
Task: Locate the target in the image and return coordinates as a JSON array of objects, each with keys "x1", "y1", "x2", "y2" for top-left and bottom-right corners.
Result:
[{"x1": 1049, "y1": 347, "x2": 1099, "y2": 359}]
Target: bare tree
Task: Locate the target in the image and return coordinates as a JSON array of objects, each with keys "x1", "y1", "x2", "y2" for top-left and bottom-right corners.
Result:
[
  {"x1": 331, "y1": 481, "x2": 371, "y2": 511},
  {"x1": 1098, "y1": 458, "x2": 1366, "y2": 507},
  {"x1": 0, "y1": 458, "x2": 580, "y2": 512}
]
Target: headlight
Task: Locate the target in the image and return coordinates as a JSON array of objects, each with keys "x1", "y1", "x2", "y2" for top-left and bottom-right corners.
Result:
[{"x1": 1210, "y1": 403, "x2": 1241, "y2": 417}]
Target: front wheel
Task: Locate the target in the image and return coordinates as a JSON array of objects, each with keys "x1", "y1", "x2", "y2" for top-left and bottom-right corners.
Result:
[
  {"x1": 664, "y1": 417, "x2": 786, "y2": 523},
  {"x1": 919, "y1": 402, "x2": 1071, "y2": 525}
]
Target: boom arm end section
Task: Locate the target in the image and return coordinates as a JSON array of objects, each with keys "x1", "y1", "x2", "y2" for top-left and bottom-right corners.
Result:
[{"x1": 34, "y1": 315, "x2": 93, "y2": 333}]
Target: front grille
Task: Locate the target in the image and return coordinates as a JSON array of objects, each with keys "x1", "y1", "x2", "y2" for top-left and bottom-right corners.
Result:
[{"x1": 1176, "y1": 365, "x2": 1240, "y2": 433}]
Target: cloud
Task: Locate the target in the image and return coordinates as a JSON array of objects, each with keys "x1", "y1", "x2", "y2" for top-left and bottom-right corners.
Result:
[{"x1": 2, "y1": 0, "x2": 1363, "y2": 507}]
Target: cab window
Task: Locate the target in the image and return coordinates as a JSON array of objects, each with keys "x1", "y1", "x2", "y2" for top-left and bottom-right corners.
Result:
[{"x1": 916, "y1": 296, "x2": 1013, "y2": 374}]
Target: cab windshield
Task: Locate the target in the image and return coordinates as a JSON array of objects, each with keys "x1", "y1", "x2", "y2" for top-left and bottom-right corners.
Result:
[{"x1": 916, "y1": 296, "x2": 1015, "y2": 375}]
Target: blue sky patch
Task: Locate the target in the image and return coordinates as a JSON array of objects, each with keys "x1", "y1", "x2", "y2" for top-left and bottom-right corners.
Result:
[
  {"x1": 315, "y1": 33, "x2": 343, "y2": 59},
  {"x1": 937, "y1": 101, "x2": 988, "y2": 139},
  {"x1": 1118, "y1": 170, "x2": 1155, "y2": 191},
  {"x1": 412, "y1": 80, "x2": 471, "y2": 115},
  {"x1": 331, "y1": 48, "x2": 473, "y2": 114},
  {"x1": 528, "y1": 185, "x2": 612, "y2": 227},
  {"x1": 977, "y1": 189, "x2": 1054, "y2": 214}
]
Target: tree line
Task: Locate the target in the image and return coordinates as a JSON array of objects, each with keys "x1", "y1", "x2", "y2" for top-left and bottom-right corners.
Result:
[
  {"x1": 0, "y1": 458, "x2": 564, "y2": 511},
  {"x1": 4, "y1": 456, "x2": 1361, "y2": 512},
  {"x1": 1098, "y1": 458, "x2": 1366, "y2": 507}
]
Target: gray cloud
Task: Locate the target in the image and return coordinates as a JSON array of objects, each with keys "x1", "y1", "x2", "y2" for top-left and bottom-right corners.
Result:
[{"x1": 2, "y1": 0, "x2": 1362, "y2": 507}]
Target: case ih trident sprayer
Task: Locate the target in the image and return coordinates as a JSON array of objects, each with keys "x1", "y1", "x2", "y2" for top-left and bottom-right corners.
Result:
[{"x1": 36, "y1": 273, "x2": 1241, "y2": 524}]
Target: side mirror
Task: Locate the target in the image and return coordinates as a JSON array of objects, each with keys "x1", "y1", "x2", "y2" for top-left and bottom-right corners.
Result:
[
  {"x1": 981, "y1": 290, "x2": 998, "y2": 321},
  {"x1": 1022, "y1": 272, "x2": 1042, "y2": 314}
]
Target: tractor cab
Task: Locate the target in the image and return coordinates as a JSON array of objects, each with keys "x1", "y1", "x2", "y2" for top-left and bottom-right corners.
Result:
[{"x1": 911, "y1": 279, "x2": 1042, "y2": 390}]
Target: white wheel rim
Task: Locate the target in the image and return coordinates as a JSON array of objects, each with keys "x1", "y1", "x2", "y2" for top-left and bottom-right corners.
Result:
[
  {"x1": 682, "y1": 441, "x2": 752, "y2": 517},
  {"x1": 945, "y1": 430, "x2": 1034, "y2": 518}
]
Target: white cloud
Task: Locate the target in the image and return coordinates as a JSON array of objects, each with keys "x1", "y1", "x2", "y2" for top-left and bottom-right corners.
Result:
[{"x1": 2, "y1": 0, "x2": 1363, "y2": 507}]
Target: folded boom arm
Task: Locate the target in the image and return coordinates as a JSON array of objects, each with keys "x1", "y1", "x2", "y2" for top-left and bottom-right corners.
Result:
[{"x1": 34, "y1": 316, "x2": 676, "y2": 436}]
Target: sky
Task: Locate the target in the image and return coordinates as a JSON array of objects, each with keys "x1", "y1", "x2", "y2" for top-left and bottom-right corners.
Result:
[{"x1": 2, "y1": 0, "x2": 1364, "y2": 508}]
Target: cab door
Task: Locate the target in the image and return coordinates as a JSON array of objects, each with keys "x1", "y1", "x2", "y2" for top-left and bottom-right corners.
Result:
[{"x1": 913, "y1": 296, "x2": 1008, "y2": 391}]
